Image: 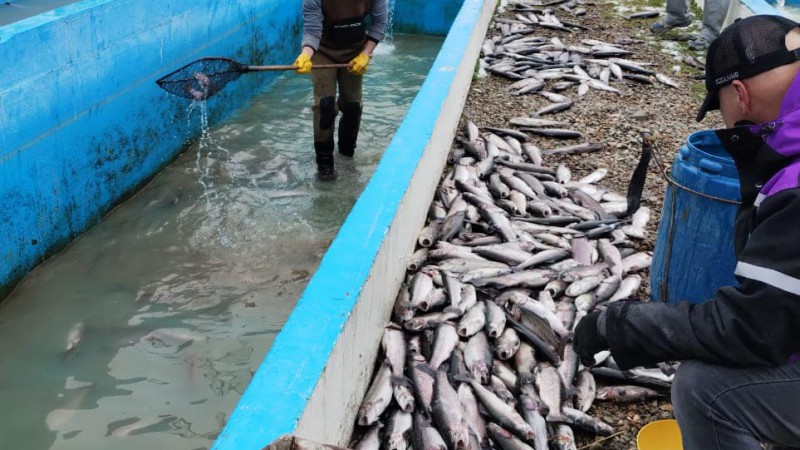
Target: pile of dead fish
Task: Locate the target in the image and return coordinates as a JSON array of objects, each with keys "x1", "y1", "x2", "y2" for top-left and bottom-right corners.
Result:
[
  {"x1": 483, "y1": 1, "x2": 681, "y2": 106},
  {"x1": 348, "y1": 117, "x2": 680, "y2": 450}
]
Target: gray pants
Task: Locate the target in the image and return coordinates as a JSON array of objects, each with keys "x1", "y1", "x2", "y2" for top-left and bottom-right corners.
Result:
[
  {"x1": 664, "y1": 0, "x2": 730, "y2": 41},
  {"x1": 672, "y1": 360, "x2": 800, "y2": 450}
]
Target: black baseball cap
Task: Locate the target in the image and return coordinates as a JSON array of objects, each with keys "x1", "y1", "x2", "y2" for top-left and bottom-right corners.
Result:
[{"x1": 696, "y1": 15, "x2": 800, "y2": 122}]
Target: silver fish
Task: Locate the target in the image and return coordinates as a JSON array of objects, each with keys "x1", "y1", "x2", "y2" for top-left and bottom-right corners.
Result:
[
  {"x1": 432, "y1": 369, "x2": 471, "y2": 450},
  {"x1": 464, "y1": 331, "x2": 494, "y2": 384},
  {"x1": 496, "y1": 327, "x2": 522, "y2": 360},
  {"x1": 607, "y1": 274, "x2": 642, "y2": 302},
  {"x1": 574, "y1": 369, "x2": 597, "y2": 413},
  {"x1": 468, "y1": 379, "x2": 536, "y2": 442},
  {"x1": 458, "y1": 383, "x2": 487, "y2": 443},
  {"x1": 535, "y1": 362, "x2": 564, "y2": 421},
  {"x1": 562, "y1": 407, "x2": 614, "y2": 436},
  {"x1": 357, "y1": 363, "x2": 394, "y2": 426},
  {"x1": 386, "y1": 410, "x2": 413, "y2": 450},
  {"x1": 430, "y1": 322, "x2": 459, "y2": 371},
  {"x1": 487, "y1": 423, "x2": 535, "y2": 450},
  {"x1": 64, "y1": 321, "x2": 85, "y2": 361},
  {"x1": 354, "y1": 423, "x2": 382, "y2": 450},
  {"x1": 491, "y1": 375, "x2": 517, "y2": 405},
  {"x1": 412, "y1": 411, "x2": 448, "y2": 450},
  {"x1": 411, "y1": 360, "x2": 437, "y2": 412},
  {"x1": 552, "y1": 424, "x2": 578, "y2": 450},
  {"x1": 519, "y1": 394, "x2": 550, "y2": 450},
  {"x1": 485, "y1": 300, "x2": 507, "y2": 338},
  {"x1": 578, "y1": 168, "x2": 608, "y2": 184},
  {"x1": 458, "y1": 302, "x2": 487, "y2": 337},
  {"x1": 622, "y1": 252, "x2": 652, "y2": 273},
  {"x1": 596, "y1": 385, "x2": 661, "y2": 402},
  {"x1": 382, "y1": 324, "x2": 406, "y2": 378}
]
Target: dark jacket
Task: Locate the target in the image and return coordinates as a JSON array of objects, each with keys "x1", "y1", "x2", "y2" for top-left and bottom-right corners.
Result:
[{"x1": 600, "y1": 72, "x2": 800, "y2": 370}]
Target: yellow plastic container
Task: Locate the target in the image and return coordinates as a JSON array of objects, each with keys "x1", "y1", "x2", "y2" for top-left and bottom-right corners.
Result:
[{"x1": 637, "y1": 419, "x2": 684, "y2": 450}]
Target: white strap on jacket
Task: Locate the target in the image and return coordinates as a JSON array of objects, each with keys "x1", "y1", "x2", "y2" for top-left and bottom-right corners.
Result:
[{"x1": 735, "y1": 261, "x2": 800, "y2": 296}]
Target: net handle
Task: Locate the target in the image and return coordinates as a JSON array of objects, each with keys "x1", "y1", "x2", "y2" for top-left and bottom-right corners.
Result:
[{"x1": 245, "y1": 63, "x2": 350, "y2": 71}]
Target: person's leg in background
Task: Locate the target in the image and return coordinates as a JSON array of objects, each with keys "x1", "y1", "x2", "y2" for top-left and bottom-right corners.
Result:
[
  {"x1": 650, "y1": 0, "x2": 693, "y2": 33},
  {"x1": 688, "y1": 0, "x2": 731, "y2": 50}
]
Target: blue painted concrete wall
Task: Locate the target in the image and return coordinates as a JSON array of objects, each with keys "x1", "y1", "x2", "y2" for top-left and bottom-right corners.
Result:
[
  {"x1": 395, "y1": 0, "x2": 465, "y2": 34},
  {"x1": 0, "y1": 0, "x2": 303, "y2": 300}
]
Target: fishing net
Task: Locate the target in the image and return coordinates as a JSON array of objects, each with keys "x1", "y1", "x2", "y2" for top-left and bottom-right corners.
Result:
[{"x1": 156, "y1": 57, "x2": 246, "y2": 100}]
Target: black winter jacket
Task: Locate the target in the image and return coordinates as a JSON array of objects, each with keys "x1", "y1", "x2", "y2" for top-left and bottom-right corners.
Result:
[{"x1": 600, "y1": 78, "x2": 800, "y2": 370}]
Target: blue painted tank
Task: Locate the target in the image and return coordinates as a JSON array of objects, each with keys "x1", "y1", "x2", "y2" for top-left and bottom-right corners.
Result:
[{"x1": 650, "y1": 130, "x2": 741, "y2": 304}]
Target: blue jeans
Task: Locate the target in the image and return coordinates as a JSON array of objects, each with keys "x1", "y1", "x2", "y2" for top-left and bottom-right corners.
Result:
[{"x1": 672, "y1": 360, "x2": 800, "y2": 450}]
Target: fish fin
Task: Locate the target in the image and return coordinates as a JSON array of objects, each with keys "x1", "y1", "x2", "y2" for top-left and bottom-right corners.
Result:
[
  {"x1": 416, "y1": 363, "x2": 438, "y2": 377},
  {"x1": 391, "y1": 375, "x2": 414, "y2": 388},
  {"x1": 443, "y1": 307, "x2": 463, "y2": 316}
]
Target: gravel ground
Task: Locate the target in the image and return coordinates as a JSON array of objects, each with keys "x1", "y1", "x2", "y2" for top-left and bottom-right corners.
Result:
[{"x1": 457, "y1": 0, "x2": 727, "y2": 448}]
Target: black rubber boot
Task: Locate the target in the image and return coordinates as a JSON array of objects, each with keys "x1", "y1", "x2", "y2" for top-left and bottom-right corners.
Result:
[
  {"x1": 314, "y1": 140, "x2": 337, "y2": 181},
  {"x1": 338, "y1": 101, "x2": 362, "y2": 157}
]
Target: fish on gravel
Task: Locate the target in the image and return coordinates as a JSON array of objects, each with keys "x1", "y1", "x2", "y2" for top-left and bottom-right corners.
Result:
[{"x1": 596, "y1": 385, "x2": 662, "y2": 402}]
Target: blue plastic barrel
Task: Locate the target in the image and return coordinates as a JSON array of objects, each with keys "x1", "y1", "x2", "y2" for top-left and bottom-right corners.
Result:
[{"x1": 650, "y1": 130, "x2": 741, "y2": 304}]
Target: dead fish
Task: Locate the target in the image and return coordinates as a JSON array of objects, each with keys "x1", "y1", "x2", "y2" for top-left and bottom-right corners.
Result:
[
  {"x1": 596, "y1": 385, "x2": 662, "y2": 402},
  {"x1": 357, "y1": 363, "x2": 394, "y2": 426},
  {"x1": 607, "y1": 274, "x2": 643, "y2": 302},
  {"x1": 509, "y1": 117, "x2": 568, "y2": 128},
  {"x1": 353, "y1": 422, "x2": 382, "y2": 450},
  {"x1": 458, "y1": 383, "x2": 487, "y2": 443},
  {"x1": 486, "y1": 423, "x2": 535, "y2": 450},
  {"x1": 624, "y1": 73, "x2": 654, "y2": 84},
  {"x1": 574, "y1": 369, "x2": 597, "y2": 413},
  {"x1": 464, "y1": 331, "x2": 494, "y2": 384},
  {"x1": 385, "y1": 410, "x2": 413, "y2": 450},
  {"x1": 466, "y1": 378, "x2": 536, "y2": 442},
  {"x1": 524, "y1": 128, "x2": 582, "y2": 139},
  {"x1": 458, "y1": 302, "x2": 487, "y2": 337},
  {"x1": 495, "y1": 327, "x2": 521, "y2": 360},
  {"x1": 63, "y1": 321, "x2": 85, "y2": 361},
  {"x1": 656, "y1": 73, "x2": 679, "y2": 88},
  {"x1": 485, "y1": 300, "x2": 508, "y2": 338},
  {"x1": 393, "y1": 286, "x2": 415, "y2": 324},
  {"x1": 412, "y1": 411, "x2": 448, "y2": 450},
  {"x1": 430, "y1": 322, "x2": 460, "y2": 371},
  {"x1": 622, "y1": 252, "x2": 652, "y2": 273},
  {"x1": 411, "y1": 361, "x2": 437, "y2": 413},
  {"x1": 552, "y1": 424, "x2": 578, "y2": 450},
  {"x1": 626, "y1": 10, "x2": 659, "y2": 19},
  {"x1": 534, "y1": 101, "x2": 573, "y2": 116},
  {"x1": 562, "y1": 407, "x2": 615, "y2": 436},
  {"x1": 534, "y1": 362, "x2": 564, "y2": 421},
  {"x1": 432, "y1": 369, "x2": 471, "y2": 450},
  {"x1": 578, "y1": 168, "x2": 608, "y2": 184},
  {"x1": 543, "y1": 142, "x2": 603, "y2": 156}
]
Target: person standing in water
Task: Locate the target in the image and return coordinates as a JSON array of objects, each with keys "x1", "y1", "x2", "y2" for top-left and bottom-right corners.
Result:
[{"x1": 293, "y1": 0, "x2": 388, "y2": 181}]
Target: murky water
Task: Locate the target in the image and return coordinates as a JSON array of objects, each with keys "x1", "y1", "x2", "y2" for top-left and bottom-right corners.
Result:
[
  {"x1": 0, "y1": 34, "x2": 443, "y2": 450},
  {"x1": 0, "y1": 0, "x2": 82, "y2": 26}
]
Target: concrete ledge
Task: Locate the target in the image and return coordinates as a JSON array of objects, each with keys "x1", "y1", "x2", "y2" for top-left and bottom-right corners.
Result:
[{"x1": 211, "y1": 0, "x2": 495, "y2": 449}]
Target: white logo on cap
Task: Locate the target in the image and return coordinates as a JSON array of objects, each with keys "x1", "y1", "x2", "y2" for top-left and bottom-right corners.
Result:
[{"x1": 715, "y1": 72, "x2": 739, "y2": 85}]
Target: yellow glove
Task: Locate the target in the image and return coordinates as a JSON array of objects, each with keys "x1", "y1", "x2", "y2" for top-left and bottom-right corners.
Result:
[
  {"x1": 348, "y1": 53, "x2": 371, "y2": 76},
  {"x1": 294, "y1": 53, "x2": 312, "y2": 74}
]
